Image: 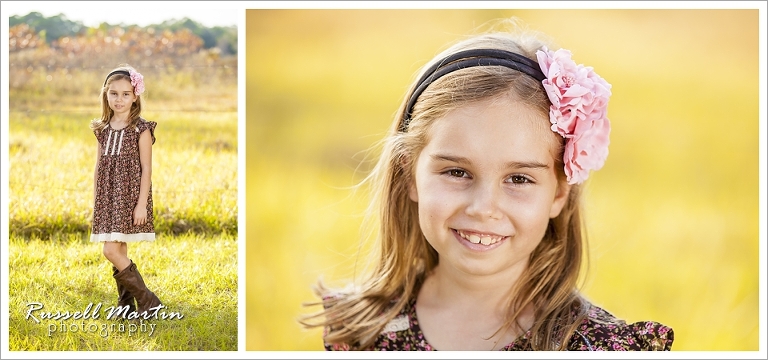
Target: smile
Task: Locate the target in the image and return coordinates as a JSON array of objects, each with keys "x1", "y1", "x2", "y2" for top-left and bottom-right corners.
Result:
[{"x1": 455, "y1": 229, "x2": 507, "y2": 246}]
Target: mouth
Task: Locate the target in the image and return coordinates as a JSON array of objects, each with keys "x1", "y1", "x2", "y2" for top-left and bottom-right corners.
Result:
[{"x1": 454, "y1": 229, "x2": 508, "y2": 246}]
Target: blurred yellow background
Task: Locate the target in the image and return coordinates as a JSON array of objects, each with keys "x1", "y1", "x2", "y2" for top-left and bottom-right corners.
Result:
[{"x1": 245, "y1": 9, "x2": 760, "y2": 351}]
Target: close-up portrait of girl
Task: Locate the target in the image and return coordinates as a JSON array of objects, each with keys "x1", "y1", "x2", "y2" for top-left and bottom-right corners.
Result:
[{"x1": 246, "y1": 8, "x2": 760, "y2": 352}]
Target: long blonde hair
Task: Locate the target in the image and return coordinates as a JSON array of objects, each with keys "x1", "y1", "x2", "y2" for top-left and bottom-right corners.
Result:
[
  {"x1": 301, "y1": 22, "x2": 591, "y2": 351},
  {"x1": 89, "y1": 64, "x2": 144, "y2": 132}
]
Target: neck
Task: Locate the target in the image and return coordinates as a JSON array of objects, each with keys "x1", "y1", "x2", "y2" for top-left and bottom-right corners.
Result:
[
  {"x1": 111, "y1": 115, "x2": 130, "y2": 123},
  {"x1": 415, "y1": 261, "x2": 535, "y2": 350},
  {"x1": 423, "y1": 261, "x2": 527, "y2": 310}
]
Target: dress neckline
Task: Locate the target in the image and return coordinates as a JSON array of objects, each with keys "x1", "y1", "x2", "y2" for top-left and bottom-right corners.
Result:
[
  {"x1": 109, "y1": 122, "x2": 129, "y2": 131},
  {"x1": 407, "y1": 296, "x2": 532, "y2": 351}
]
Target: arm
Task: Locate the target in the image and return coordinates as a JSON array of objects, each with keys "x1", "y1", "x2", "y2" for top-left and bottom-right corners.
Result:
[
  {"x1": 94, "y1": 142, "x2": 102, "y2": 207},
  {"x1": 133, "y1": 129, "x2": 153, "y2": 225}
]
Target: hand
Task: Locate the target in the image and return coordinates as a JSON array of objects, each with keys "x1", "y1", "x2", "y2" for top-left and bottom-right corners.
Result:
[{"x1": 133, "y1": 206, "x2": 148, "y2": 226}]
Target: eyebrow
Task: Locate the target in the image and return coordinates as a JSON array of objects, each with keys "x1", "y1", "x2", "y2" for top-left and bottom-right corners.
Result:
[{"x1": 430, "y1": 153, "x2": 550, "y2": 170}]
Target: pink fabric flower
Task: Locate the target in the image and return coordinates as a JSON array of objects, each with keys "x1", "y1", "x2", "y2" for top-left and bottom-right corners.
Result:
[
  {"x1": 536, "y1": 47, "x2": 612, "y2": 185},
  {"x1": 129, "y1": 69, "x2": 145, "y2": 96}
]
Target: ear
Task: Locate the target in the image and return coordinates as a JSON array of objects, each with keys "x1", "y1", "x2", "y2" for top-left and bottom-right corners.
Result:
[{"x1": 549, "y1": 179, "x2": 572, "y2": 218}]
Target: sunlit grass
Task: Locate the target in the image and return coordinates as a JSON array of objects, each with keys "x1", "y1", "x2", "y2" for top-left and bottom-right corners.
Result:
[
  {"x1": 8, "y1": 233, "x2": 238, "y2": 351},
  {"x1": 8, "y1": 67, "x2": 237, "y2": 238},
  {"x1": 8, "y1": 52, "x2": 239, "y2": 351}
]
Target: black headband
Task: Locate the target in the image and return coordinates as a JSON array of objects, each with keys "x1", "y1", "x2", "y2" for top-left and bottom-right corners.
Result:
[
  {"x1": 400, "y1": 49, "x2": 546, "y2": 132},
  {"x1": 103, "y1": 70, "x2": 130, "y2": 87}
]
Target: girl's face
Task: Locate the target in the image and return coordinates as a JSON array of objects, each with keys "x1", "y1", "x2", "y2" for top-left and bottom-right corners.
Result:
[
  {"x1": 106, "y1": 78, "x2": 137, "y2": 118},
  {"x1": 409, "y1": 95, "x2": 570, "y2": 279}
]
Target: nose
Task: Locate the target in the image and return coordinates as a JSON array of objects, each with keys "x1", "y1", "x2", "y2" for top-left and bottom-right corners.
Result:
[{"x1": 465, "y1": 179, "x2": 503, "y2": 220}]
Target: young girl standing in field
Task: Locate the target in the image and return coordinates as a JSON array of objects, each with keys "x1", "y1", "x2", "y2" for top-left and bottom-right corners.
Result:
[
  {"x1": 302, "y1": 22, "x2": 674, "y2": 351},
  {"x1": 90, "y1": 64, "x2": 162, "y2": 318}
]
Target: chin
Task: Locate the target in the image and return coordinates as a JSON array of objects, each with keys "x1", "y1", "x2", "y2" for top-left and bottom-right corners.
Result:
[{"x1": 454, "y1": 261, "x2": 512, "y2": 277}]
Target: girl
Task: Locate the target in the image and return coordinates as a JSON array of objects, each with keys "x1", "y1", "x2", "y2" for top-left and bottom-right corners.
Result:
[
  {"x1": 301, "y1": 22, "x2": 674, "y2": 351},
  {"x1": 90, "y1": 64, "x2": 161, "y2": 319}
]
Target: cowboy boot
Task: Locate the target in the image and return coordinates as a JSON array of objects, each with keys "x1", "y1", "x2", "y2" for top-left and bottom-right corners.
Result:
[
  {"x1": 112, "y1": 266, "x2": 137, "y2": 316},
  {"x1": 114, "y1": 260, "x2": 162, "y2": 318}
]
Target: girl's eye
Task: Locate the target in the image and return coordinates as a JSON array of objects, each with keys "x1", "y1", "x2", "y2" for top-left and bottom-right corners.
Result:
[
  {"x1": 447, "y1": 169, "x2": 468, "y2": 178},
  {"x1": 507, "y1": 175, "x2": 532, "y2": 184}
]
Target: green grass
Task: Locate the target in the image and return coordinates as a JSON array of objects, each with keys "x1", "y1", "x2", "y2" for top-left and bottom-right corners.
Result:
[
  {"x1": 8, "y1": 52, "x2": 239, "y2": 351},
  {"x1": 8, "y1": 233, "x2": 237, "y2": 351},
  {"x1": 8, "y1": 67, "x2": 237, "y2": 238}
]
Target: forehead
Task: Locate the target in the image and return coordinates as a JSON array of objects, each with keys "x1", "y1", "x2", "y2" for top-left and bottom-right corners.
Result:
[
  {"x1": 107, "y1": 78, "x2": 133, "y2": 92},
  {"x1": 423, "y1": 96, "x2": 560, "y2": 162}
]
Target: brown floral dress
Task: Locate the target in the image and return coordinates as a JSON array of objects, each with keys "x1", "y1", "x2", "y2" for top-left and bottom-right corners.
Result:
[
  {"x1": 91, "y1": 118, "x2": 156, "y2": 242},
  {"x1": 324, "y1": 296, "x2": 674, "y2": 351}
]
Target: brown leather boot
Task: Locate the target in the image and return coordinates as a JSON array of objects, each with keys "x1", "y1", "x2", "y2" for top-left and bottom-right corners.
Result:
[
  {"x1": 112, "y1": 266, "x2": 137, "y2": 316},
  {"x1": 114, "y1": 261, "x2": 162, "y2": 318}
]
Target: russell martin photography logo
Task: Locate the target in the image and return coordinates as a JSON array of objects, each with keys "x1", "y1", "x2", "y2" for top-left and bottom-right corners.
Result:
[{"x1": 25, "y1": 302, "x2": 184, "y2": 337}]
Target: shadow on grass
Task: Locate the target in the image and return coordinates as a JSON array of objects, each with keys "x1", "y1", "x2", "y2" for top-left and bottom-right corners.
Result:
[{"x1": 10, "y1": 217, "x2": 238, "y2": 240}]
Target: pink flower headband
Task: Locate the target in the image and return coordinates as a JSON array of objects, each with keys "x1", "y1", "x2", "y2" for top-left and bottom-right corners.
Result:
[
  {"x1": 536, "y1": 47, "x2": 612, "y2": 185},
  {"x1": 103, "y1": 69, "x2": 145, "y2": 96},
  {"x1": 401, "y1": 47, "x2": 612, "y2": 185}
]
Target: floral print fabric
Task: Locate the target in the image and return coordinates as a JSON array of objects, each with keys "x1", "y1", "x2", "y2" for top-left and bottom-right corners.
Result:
[
  {"x1": 324, "y1": 296, "x2": 673, "y2": 351},
  {"x1": 91, "y1": 118, "x2": 156, "y2": 242}
]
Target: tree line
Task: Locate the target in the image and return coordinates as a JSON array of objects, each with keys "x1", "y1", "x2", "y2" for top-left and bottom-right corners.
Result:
[{"x1": 9, "y1": 12, "x2": 237, "y2": 56}]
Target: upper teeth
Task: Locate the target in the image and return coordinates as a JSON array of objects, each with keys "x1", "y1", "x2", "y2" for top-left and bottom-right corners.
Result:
[{"x1": 457, "y1": 230, "x2": 504, "y2": 245}]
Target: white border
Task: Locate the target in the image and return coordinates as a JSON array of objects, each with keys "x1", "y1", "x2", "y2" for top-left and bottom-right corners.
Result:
[
  {"x1": 1, "y1": 1, "x2": 767, "y2": 359},
  {"x1": 237, "y1": 4, "x2": 247, "y2": 354},
  {"x1": 2, "y1": 0, "x2": 10, "y2": 357},
  {"x1": 759, "y1": 1, "x2": 767, "y2": 358},
  {"x1": 240, "y1": 0, "x2": 768, "y2": 10}
]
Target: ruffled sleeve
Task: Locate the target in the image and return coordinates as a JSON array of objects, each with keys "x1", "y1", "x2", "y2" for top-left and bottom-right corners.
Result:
[
  {"x1": 321, "y1": 294, "x2": 351, "y2": 351},
  {"x1": 135, "y1": 118, "x2": 157, "y2": 144},
  {"x1": 93, "y1": 126, "x2": 104, "y2": 142},
  {"x1": 568, "y1": 305, "x2": 674, "y2": 351}
]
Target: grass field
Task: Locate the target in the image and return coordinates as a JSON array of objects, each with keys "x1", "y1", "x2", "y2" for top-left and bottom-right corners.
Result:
[
  {"x1": 7, "y1": 233, "x2": 237, "y2": 351},
  {"x1": 245, "y1": 9, "x2": 760, "y2": 351},
  {"x1": 7, "y1": 49, "x2": 238, "y2": 351}
]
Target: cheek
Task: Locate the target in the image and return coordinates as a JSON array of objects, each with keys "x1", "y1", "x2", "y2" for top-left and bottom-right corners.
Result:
[
  {"x1": 413, "y1": 177, "x2": 453, "y2": 229},
  {"x1": 416, "y1": 197, "x2": 450, "y2": 249},
  {"x1": 418, "y1": 192, "x2": 450, "y2": 218},
  {"x1": 519, "y1": 192, "x2": 558, "y2": 236},
  {"x1": 523, "y1": 205, "x2": 553, "y2": 238}
]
